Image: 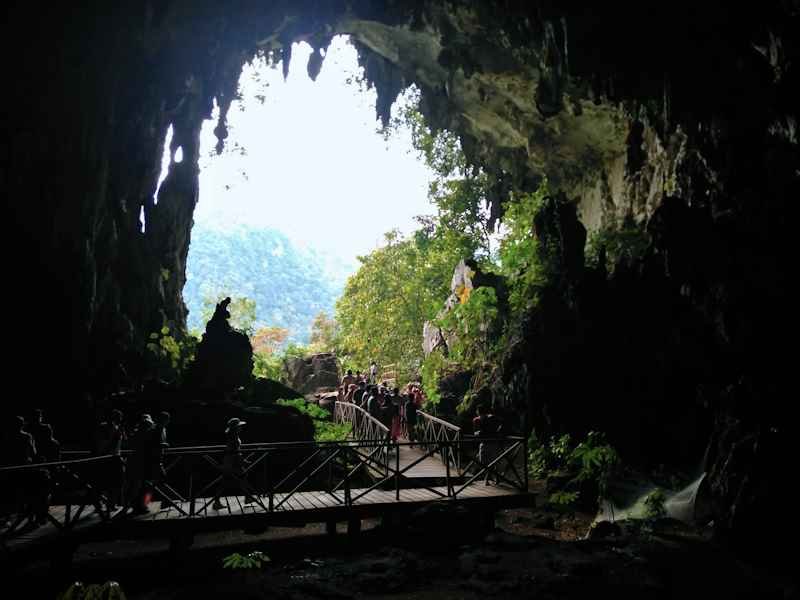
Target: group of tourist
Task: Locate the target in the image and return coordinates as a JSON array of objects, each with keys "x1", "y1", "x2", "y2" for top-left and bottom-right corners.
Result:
[
  {"x1": 338, "y1": 369, "x2": 426, "y2": 443},
  {"x1": 0, "y1": 409, "x2": 62, "y2": 527},
  {"x1": 0, "y1": 408, "x2": 255, "y2": 530}
]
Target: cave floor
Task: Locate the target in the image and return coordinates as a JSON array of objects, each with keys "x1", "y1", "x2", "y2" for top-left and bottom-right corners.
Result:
[{"x1": 8, "y1": 483, "x2": 796, "y2": 600}]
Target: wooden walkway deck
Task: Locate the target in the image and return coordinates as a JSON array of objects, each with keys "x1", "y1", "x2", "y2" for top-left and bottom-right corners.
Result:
[{"x1": 2, "y1": 483, "x2": 533, "y2": 557}]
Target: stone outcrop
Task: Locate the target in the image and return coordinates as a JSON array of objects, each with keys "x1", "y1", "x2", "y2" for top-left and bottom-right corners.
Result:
[
  {"x1": 423, "y1": 258, "x2": 507, "y2": 356},
  {"x1": 184, "y1": 297, "x2": 253, "y2": 397},
  {"x1": 284, "y1": 353, "x2": 340, "y2": 396}
]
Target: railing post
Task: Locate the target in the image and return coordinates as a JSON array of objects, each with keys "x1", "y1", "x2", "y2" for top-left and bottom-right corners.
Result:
[
  {"x1": 189, "y1": 460, "x2": 195, "y2": 517},
  {"x1": 443, "y1": 441, "x2": 452, "y2": 497},
  {"x1": 266, "y1": 450, "x2": 274, "y2": 512},
  {"x1": 523, "y1": 436, "x2": 529, "y2": 491}
]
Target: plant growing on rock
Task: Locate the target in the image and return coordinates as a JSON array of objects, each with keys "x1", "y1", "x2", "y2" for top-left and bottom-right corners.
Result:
[
  {"x1": 529, "y1": 430, "x2": 619, "y2": 510},
  {"x1": 277, "y1": 398, "x2": 351, "y2": 442},
  {"x1": 643, "y1": 488, "x2": 667, "y2": 519},
  {"x1": 145, "y1": 322, "x2": 198, "y2": 384}
]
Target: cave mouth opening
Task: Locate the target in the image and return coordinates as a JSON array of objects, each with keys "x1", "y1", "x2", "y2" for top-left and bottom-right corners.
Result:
[{"x1": 161, "y1": 35, "x2": 437, "y2": 346}]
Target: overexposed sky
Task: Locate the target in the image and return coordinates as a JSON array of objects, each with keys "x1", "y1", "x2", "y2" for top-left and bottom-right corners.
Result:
[{"x1": 191, "y1": 36, "x2": 435, "y2": 270}]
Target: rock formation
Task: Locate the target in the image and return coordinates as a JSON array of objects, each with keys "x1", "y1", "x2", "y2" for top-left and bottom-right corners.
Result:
[
  {"x1": 184, "y1": 297, "x2": 253, "y2": 397},
  {"x1": 284, "y1": 353, "x2": 341, "y2": 396}
]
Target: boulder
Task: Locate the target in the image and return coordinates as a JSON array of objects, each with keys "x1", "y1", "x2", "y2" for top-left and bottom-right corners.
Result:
[{"x1": 284, "y1": 353, "x2": 340, "y2": 395}]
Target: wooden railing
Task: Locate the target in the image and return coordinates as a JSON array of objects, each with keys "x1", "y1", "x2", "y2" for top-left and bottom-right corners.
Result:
[
  {"x1": 416, "y1": 410, "x2": 463, "y2": 474},
  {"x1": 0, "y1": 435, "x2": 527, "y2": 539}
]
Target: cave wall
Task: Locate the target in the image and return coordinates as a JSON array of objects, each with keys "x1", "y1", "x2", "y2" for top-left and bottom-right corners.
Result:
[{"x1": 2, "y1": 0, "x2": 796, "y2": 553}]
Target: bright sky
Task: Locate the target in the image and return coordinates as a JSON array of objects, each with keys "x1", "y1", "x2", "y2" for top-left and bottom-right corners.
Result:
[{"x1": 187, "y1": 35, "x2": 435, "y2": 275}]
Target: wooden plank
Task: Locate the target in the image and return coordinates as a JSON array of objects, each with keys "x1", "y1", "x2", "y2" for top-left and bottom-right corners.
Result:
[
  {"x1": 290, "y1": 492, "x2": 312, "y2": 510},
  {"x1": 298, "y1": 490, "x2": 323, "y2": 509}
]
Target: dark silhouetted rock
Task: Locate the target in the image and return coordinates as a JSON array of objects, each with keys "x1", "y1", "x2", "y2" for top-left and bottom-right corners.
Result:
[{"x1": 185, "y1": 297, "x2": 253, "y2": 397}]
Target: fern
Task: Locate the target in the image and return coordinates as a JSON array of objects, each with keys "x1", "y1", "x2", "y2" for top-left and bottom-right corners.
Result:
[{"x1": 222, "y1": 551, "x2": 271, "y2": 570}]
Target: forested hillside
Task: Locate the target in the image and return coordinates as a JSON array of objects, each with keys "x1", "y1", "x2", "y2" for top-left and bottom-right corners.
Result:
[{"x1": 184, "y1": 223, "x2": 351, "y2": 343}]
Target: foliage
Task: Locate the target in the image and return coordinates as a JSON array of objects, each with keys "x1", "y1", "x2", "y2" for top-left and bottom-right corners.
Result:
[
  {"x1": 585, "y1": 217, "x2": 650, "y2": 270},
  {"x1": 309, "y1": 311, "x2": 339, "y2": 353},
  {"x1": 436, "y1": 286, "x2": 500, "y2": 369},
  {"x1": 145, "y1": 323, "x2": 198, "y2": 383},
  {"x1": 335, "y1": 230, "x2": 457, "y2": 385},
  {"x1": 569, "y1": 431, "x2": 620, "y2": 502},
  {"x1": 252, "y1": 351, "x2": 284, "y2": 380},
  {"x1": 222, "y1": 551, "x2": 271, "y2": 570},
  {"x1": 185, "y1": 223, "x2": 347, "y2": 344},
  {"x1": 420, "y1": 348, "x2": 449, "y2": 408},
  {"x1": 251, "y1": 326, "x2": 289, "y2": 355},
  {"x1": 277, "y1": 398, "x2": 351, "y2": 442},
  {"x1": 498, "y1": 184, "x2": 554, "y2": 314},
  {"x1": 528, "y1": 430, "x2": 619, "y2": 507},
  {"x1": 643, "y1": 488, "x2": 667, "y2": 519},
  {"x1": 58, "y1": 581, "x2": 126, "y2": 600},
  {"x1": 548, "y1": 490, "x2": 580, "y2": 506}
]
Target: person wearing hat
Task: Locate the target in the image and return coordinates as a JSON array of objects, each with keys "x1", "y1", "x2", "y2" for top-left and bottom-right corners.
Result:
[{"x1": 213, "y1": 417, "x2": 253, "y2": 509}]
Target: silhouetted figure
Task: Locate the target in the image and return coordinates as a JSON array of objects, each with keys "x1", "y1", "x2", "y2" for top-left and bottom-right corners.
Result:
[
  {"x1": 95, "y1": 409, "x2": 125, "y2": 456},
  {"x1": 8, "y1": 415, "x2": 36, "y2": 466},
  {"x1": 214, "y1": 417, "x2": 254, "y2": 510},
  {"x1": 94, "y1": 409, "x2": 126, "y2": 507},
  {"x1": 473, "y1": 405, "x2": 502, "y2": 485},
  {"x1": 148, "y1": 411, "x2": 171, "y2": 504},
  {"x1": 353, "y1": 381, "x2": 366, "y2": 407},
  {"x1": 5, "y1": 416, "x2": 50, "y2": 527},
  {"x1": 28, "y1": 409, "x2": 60, "y2": 462},
  {"x1": 127, "y1": 414, "x2": 155, "y2": 514}
]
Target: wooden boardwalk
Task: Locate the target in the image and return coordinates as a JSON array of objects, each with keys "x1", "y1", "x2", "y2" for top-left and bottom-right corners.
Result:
[
  {"x1": 2, "y1": 484, "x2": 532, "y2": 558},
  {"x1": 2, "y1": 404, "x2": 532, "y2": 560}
]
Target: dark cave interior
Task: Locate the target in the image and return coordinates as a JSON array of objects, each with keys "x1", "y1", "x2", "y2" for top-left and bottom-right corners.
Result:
[{"x1": 2, "y1": 0, "x2": 798, "y2": 586}]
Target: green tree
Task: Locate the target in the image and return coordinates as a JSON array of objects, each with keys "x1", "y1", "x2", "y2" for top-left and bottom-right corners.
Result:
[{"x1": 308, "y1": 311, "x2": 339, "y2": 353}]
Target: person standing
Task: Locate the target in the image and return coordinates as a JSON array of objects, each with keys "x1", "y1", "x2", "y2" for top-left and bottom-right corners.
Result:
[
  {"x1": 389, "y1": 388, "x2": 402, "y2": 442},
  {"x1": 473, "y1": 405, "x2": 502, "y2": 485},
  {"x1": 404, "y1": 395, "x2": 418, "y2": 446},
  {"x1": 128, "y1": 414, "x2": 154, "y2": 514},
  {"x1": 94, "y1": 409, "x2": 126, "y2": 508},
  {"x1": 369, "y1": 361, "x2": 378, "y2": 384},
  {"x1": 214, "y1": 417, "x2": 254, "y2": 509},
  {"x1": 148, "y1": 412, "x2": 171, "y2": 505},
  {"x1": 28, "y1": 409, "x2": 60, "y2": 462}
]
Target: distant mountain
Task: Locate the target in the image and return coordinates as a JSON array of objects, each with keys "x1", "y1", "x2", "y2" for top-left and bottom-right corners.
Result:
[{"x1": 184, "y1": 223, "x2": 353, "y2": 343}]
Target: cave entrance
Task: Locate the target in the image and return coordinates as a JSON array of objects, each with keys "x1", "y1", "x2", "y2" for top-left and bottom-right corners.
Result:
[{"x1": 162, "y1": 36, "x2": 435, "y2": 348}]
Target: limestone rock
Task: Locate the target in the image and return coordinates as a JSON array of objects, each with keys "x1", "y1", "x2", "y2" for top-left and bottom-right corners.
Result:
[
  {"x1": 422, "y1": 320, "x2": 446, "y2": 356},
  {"x1": 284, "y1": 353, "x2": 340, "y2": 395},
  {"x1": 185, "y1": 297, "x2": 253, "y2": 396}
]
